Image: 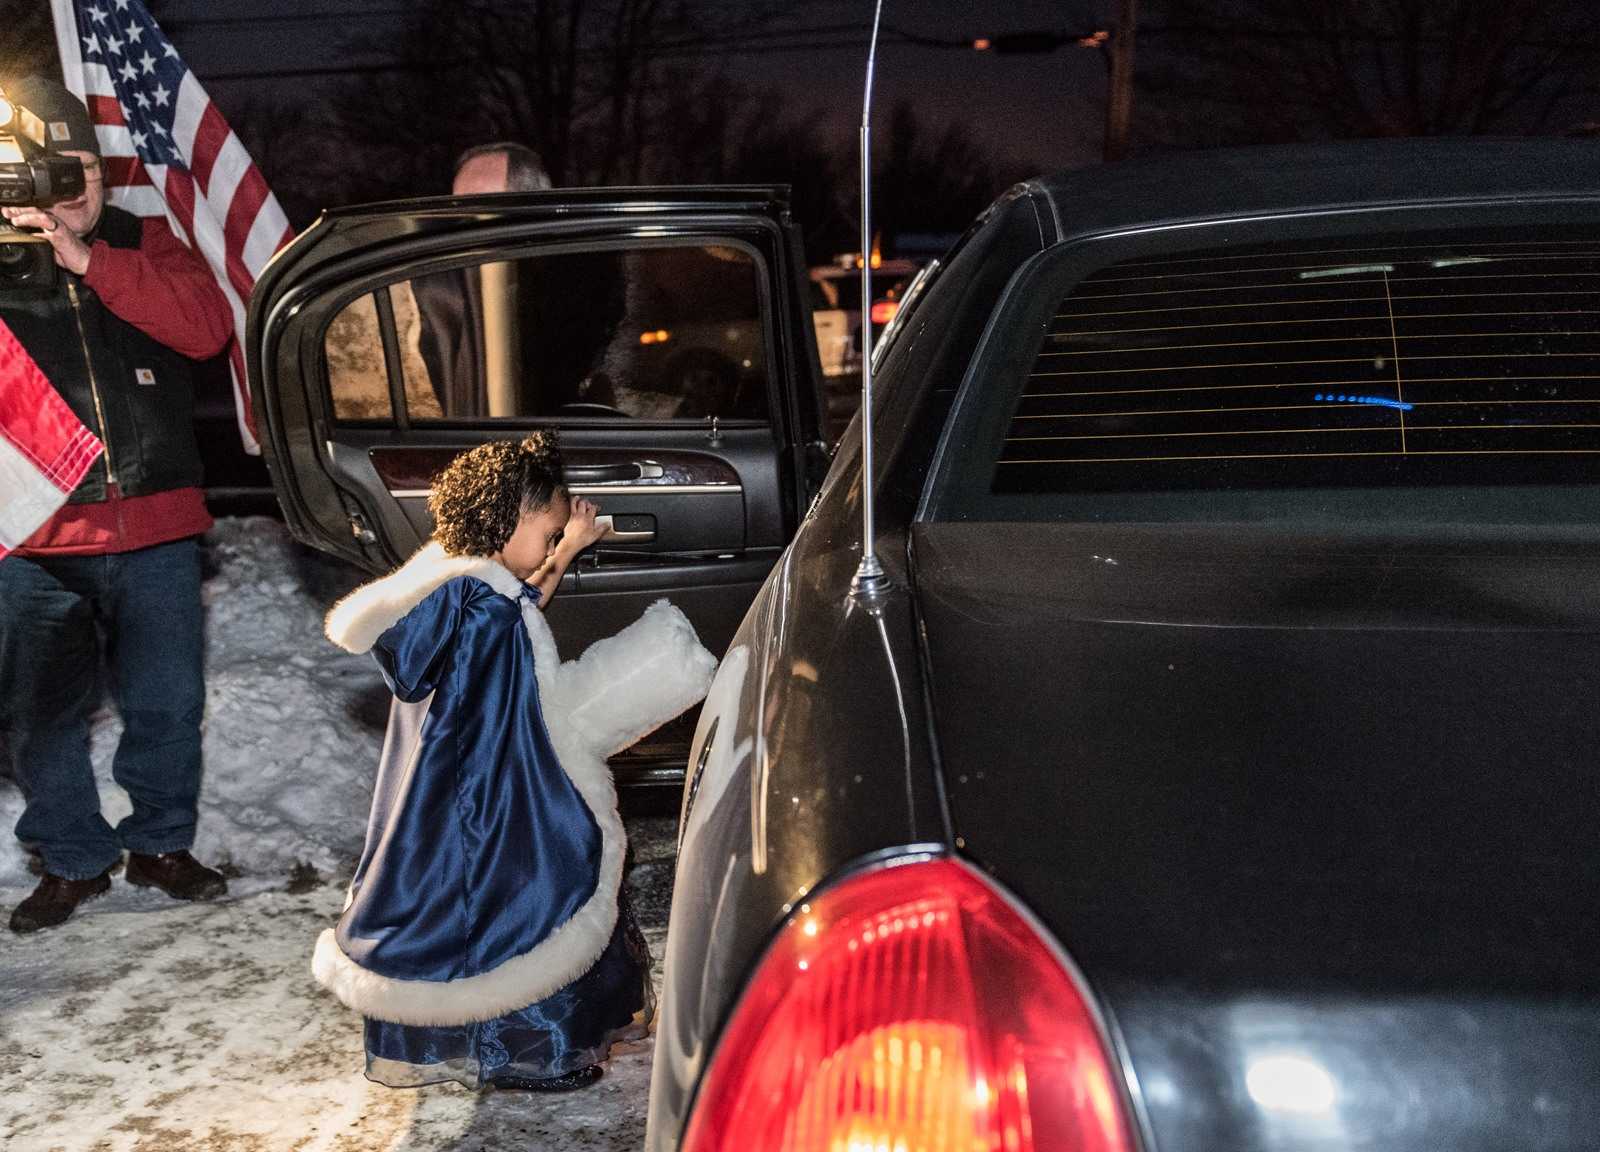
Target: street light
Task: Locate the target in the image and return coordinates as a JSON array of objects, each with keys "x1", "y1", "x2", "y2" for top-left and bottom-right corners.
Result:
[
  {"x1": 972, "y1": 30, "x2": 1107, "y2": 53},
  {"x1": 969, "y1": 0, "x2": 1138, "y2": 161}
]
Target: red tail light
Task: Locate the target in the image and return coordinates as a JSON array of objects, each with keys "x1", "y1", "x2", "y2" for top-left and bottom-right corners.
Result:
[
  {"x1": 679, "y1": 857, "x2": 1137, "y2": 1152},
  {"x1": 870, "y1": 299, "x2": 899, "y2": 326}
]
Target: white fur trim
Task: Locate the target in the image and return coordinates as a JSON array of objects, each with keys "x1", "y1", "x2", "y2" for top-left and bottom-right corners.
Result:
[
  {"x1": 313, "y1": 542, "x2": 714, "y2": 1025},
  {"x1": 323, "y1": 541, "x2": 522, "y2": 654},
  {"x1": 549, "y1": 599, "x2": 720, "y2": 759}
]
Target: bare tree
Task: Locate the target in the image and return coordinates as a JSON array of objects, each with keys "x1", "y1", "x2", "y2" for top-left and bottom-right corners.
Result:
[
  {"x1": 650, "y1": 75, "x2": 854, "y2": 256},
  {"x1": 326, "y1": 0, "x2": 801, "y2": 198},
  {"x1": 11, "y1": 0, "x2": 1013, "y2": 263},
  {"x1": 877, "y1": 101, "x2": 1004, "y2": 241},
  {"x1": 1142, "y1": 0, "x2": 1600, "y2": 147},
  {"x1": 226, "y1": 95, "x2": 348, "y2": 230}
]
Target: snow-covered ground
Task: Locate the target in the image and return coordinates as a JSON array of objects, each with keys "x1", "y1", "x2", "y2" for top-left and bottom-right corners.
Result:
[
  {"x1": 0, "y1": 518, "x2": 377, "y2": 891},
  {"x1": 0, "y1": 519, "x2": 679, "y2": 1151}
]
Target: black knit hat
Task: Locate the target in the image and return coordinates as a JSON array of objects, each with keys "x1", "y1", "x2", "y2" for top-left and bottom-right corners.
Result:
[{"x1": 7, "y1": 75, "x2": 99, "y2": 157}]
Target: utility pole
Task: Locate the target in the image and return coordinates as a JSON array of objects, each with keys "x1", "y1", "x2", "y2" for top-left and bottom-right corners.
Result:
[{"x1": 1104, "y1": 0, "x2": 1138, "y2": 161}]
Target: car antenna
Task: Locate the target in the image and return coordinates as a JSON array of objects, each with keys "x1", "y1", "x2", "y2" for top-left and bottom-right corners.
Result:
[{"x1": 851, "y1": 0, "x2": 891, "y2": 599}]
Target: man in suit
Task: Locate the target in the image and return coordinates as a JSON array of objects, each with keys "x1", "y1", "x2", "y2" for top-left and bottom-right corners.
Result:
[{"x1": 415, "y1": 143, "x2": 553, "y2": 417}]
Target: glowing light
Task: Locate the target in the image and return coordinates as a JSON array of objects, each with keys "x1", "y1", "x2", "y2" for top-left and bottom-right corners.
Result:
[
  {"x1": 679, "y1": 860, "x2": 1136, "y2": 1152},
  {"x1": 639, "y1": 329, "x2": 671, "y2": 345},
  {"x1": 973, "y1": 37, "x2": 992, "y2": 50},
  {"x1": 1298, "y1": 263, "x2": 1394, "y2": 280},
  {"x1": 0, "y1": 97, "x2": 14, "y2": 131},
  {"x1": 1313, "y1": 393, "x2": 1412, "y2": 411},
  {"x1": 791, "y1": 1022, "x2": 980, "y2": 1152},
  {"x1": 1246, "y1": 1055, "x2": 1336, "y2": 1114}
]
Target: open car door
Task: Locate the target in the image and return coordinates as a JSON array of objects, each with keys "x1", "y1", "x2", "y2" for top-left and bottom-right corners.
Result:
[{"x1": 247, "y1": 187, "x2": 827, "y2": 786}]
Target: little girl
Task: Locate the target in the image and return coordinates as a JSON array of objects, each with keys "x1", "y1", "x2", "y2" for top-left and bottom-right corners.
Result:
[{"x1": 314, "y1": 433, "x2": 716, "y2": 1091}]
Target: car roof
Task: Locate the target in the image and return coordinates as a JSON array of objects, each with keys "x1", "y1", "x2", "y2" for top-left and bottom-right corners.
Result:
[{"x1": 1029, "y1": 138, "x2": 1600, "y2": 243}]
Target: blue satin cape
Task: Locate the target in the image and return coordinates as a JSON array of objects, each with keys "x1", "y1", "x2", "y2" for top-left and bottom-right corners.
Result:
[{"x1": 338, "y1": 575, "x2": 645, "y2": 1086}]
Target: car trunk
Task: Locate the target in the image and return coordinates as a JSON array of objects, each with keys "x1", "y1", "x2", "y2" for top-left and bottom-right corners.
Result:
[{"x1": 912, "y1": 519, "x2": 1600, "y2": 1152}]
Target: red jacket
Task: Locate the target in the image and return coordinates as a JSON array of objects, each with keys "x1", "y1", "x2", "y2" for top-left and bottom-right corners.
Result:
[{"x1": 18, "y1": 215, "x2": 232, "y2": 557}]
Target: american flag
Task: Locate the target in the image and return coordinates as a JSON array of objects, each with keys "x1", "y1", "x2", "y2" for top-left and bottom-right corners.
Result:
[
  {"x1": 51, "y1": 0, "x2": 296, "y2": 454},
  {"x1": 0, "y1": 318, "x2": 103, "y2": 558}
]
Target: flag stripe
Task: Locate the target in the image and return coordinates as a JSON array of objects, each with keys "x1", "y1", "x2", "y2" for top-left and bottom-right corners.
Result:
[
  {"x1": 242, "y1": 214, "x2": 291, "y2": 280},
  {"x1": 0, "y1": 315, "x2": 104, "y2": 554},
  {"x1": 204, "y1": 131, "x2": 251, "y2": 216},
  {"x1": 95, "y1": 123, "x2": 138, "y2": 158},
  {"x1": 186, "y1": 101, "x2": 231, "y2": 195},
  {"x1": 222, "y1": 164, "x2": 271, "y2": 299},
  {"x1": 51, "y1": 0, "x2": 85, "y2": 101},
  {"x1": 167, "y1": 71, "x2": 206, "y2": 162},
  {"x1": 102, "y1": 155, "x2": 153, "y2": 188},
  {"x1": 87, "y1": 94, "x2": 124, "y2": 125},
  {"x1": 0, "y1": 433, "x2": 73, "y2": 552},
  {"x1": 107, "y1": 183, "x2": 168, "y2": 217},
  {"x1": 139, "y1": 162, "x2": 189, "y2": 244},
  {"x1": 166, "y1": 167, "x2": 250, "y2": 355},
  {"x1": 227, "y1": 342, "x2": 253, "y2": 449},
  {"x1": 81, "y1": 61, "x2": 115, "y2": 97},
  {"x1": 161, "y1": 163, "x2": 198, "y2": 250}
]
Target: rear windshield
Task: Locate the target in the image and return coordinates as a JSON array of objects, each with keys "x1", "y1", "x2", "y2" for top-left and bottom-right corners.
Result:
[{"x1": 988, "y1": 227, "x2": 1600, "y2": 506}]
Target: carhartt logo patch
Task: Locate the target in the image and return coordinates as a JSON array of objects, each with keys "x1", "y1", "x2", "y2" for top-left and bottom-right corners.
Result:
[
  {"x1": 48, "y1": 121, "x2": 71, "y2": 142},
  {"x1": 135, "y1": 368, "x2": 157, "y2": 386}
]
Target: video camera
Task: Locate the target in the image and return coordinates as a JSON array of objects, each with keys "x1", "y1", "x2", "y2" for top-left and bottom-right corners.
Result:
[{"x1": 0, "y1": 84, "x2": 87, "y2": 292}]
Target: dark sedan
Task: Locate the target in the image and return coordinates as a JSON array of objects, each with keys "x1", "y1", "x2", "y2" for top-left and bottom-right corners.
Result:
[{"x1": 646, "y1": 140, "x2": 1600, "y2": 1152}]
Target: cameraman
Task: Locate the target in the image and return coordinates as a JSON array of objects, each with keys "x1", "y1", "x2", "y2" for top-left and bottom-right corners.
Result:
[{"x1": 0, "y1": 77, "x2": 232, "y2": 933}]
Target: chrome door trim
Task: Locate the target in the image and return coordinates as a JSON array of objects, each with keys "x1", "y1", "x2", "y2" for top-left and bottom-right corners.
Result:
[{"x1": 388, "y1": 483, "x2": 743, "y2": 499}]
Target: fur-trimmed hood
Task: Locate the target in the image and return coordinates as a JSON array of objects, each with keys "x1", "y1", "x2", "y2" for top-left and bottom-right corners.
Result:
[
  {"x1": 311, "y1": 541, "x2": 716, "y2": 1026},
  {"x1": 324, "y1": 541, "x2": 527, "y2": 655}
]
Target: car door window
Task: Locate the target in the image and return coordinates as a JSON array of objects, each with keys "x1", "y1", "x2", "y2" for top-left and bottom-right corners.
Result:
[
  {"x1": 342, "y1": 243, "x2": 773, "y2": 425},
  {"x1": 324, "y1": 292, "x2": 392, "y2": 421},
  {"x1": 324, "y1": 287, "x2": 445, "y2": 422}
]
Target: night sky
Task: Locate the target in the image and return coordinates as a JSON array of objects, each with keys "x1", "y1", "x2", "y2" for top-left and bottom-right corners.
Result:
[{"x1": 152, "y1": 0, "x2": 1114, "y2": 175}]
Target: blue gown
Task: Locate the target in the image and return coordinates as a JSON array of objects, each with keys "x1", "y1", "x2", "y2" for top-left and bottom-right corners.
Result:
[
  {"x1": 337, "y1": 575, "x2": 650, "y2": 1088},
  {"x1": 314, "y1": 545, "x2": 714, "y2": 1089},
  {"x1": 364, "y1": 892, "x2": 655, "y2": 1088}
]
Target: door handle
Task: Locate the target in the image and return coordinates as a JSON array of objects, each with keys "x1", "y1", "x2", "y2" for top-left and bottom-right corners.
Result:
[
  {"x1": 594, "y1": 514, "x2": 656, "y2": 544},
  {"x1": 565, "y1": 463, "x2": 641, "y2": 483},
  {"x1": 563, "y1": 462, "x2": 668, "y2": 484}
]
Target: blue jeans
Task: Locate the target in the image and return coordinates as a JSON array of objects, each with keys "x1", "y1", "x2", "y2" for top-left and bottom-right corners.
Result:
[{"x1": 0, "y1": 538, "x2": 206, "y2": 880}]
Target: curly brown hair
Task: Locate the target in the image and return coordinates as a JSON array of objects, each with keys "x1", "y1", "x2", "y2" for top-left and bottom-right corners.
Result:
[{"x1": 428, "y1": 433, "x2": 565, "y2": 556}]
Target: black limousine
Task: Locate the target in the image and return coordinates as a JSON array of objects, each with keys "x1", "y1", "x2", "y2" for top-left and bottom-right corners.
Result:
[
  {"x1": 646, "y1": 142, "x2": 1600, "y2": 1152},
  {"x1": 248, "y1": 139, "x2": 1600, "y2": 1152}
]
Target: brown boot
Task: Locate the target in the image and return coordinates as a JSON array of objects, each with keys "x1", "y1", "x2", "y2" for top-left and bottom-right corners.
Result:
[
  {"x1": 9, "y1": 869, "x2": 113, "y2": 934},
  {"x1": 125, "y1": 851, "x2": 228, "y2": 901}
]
